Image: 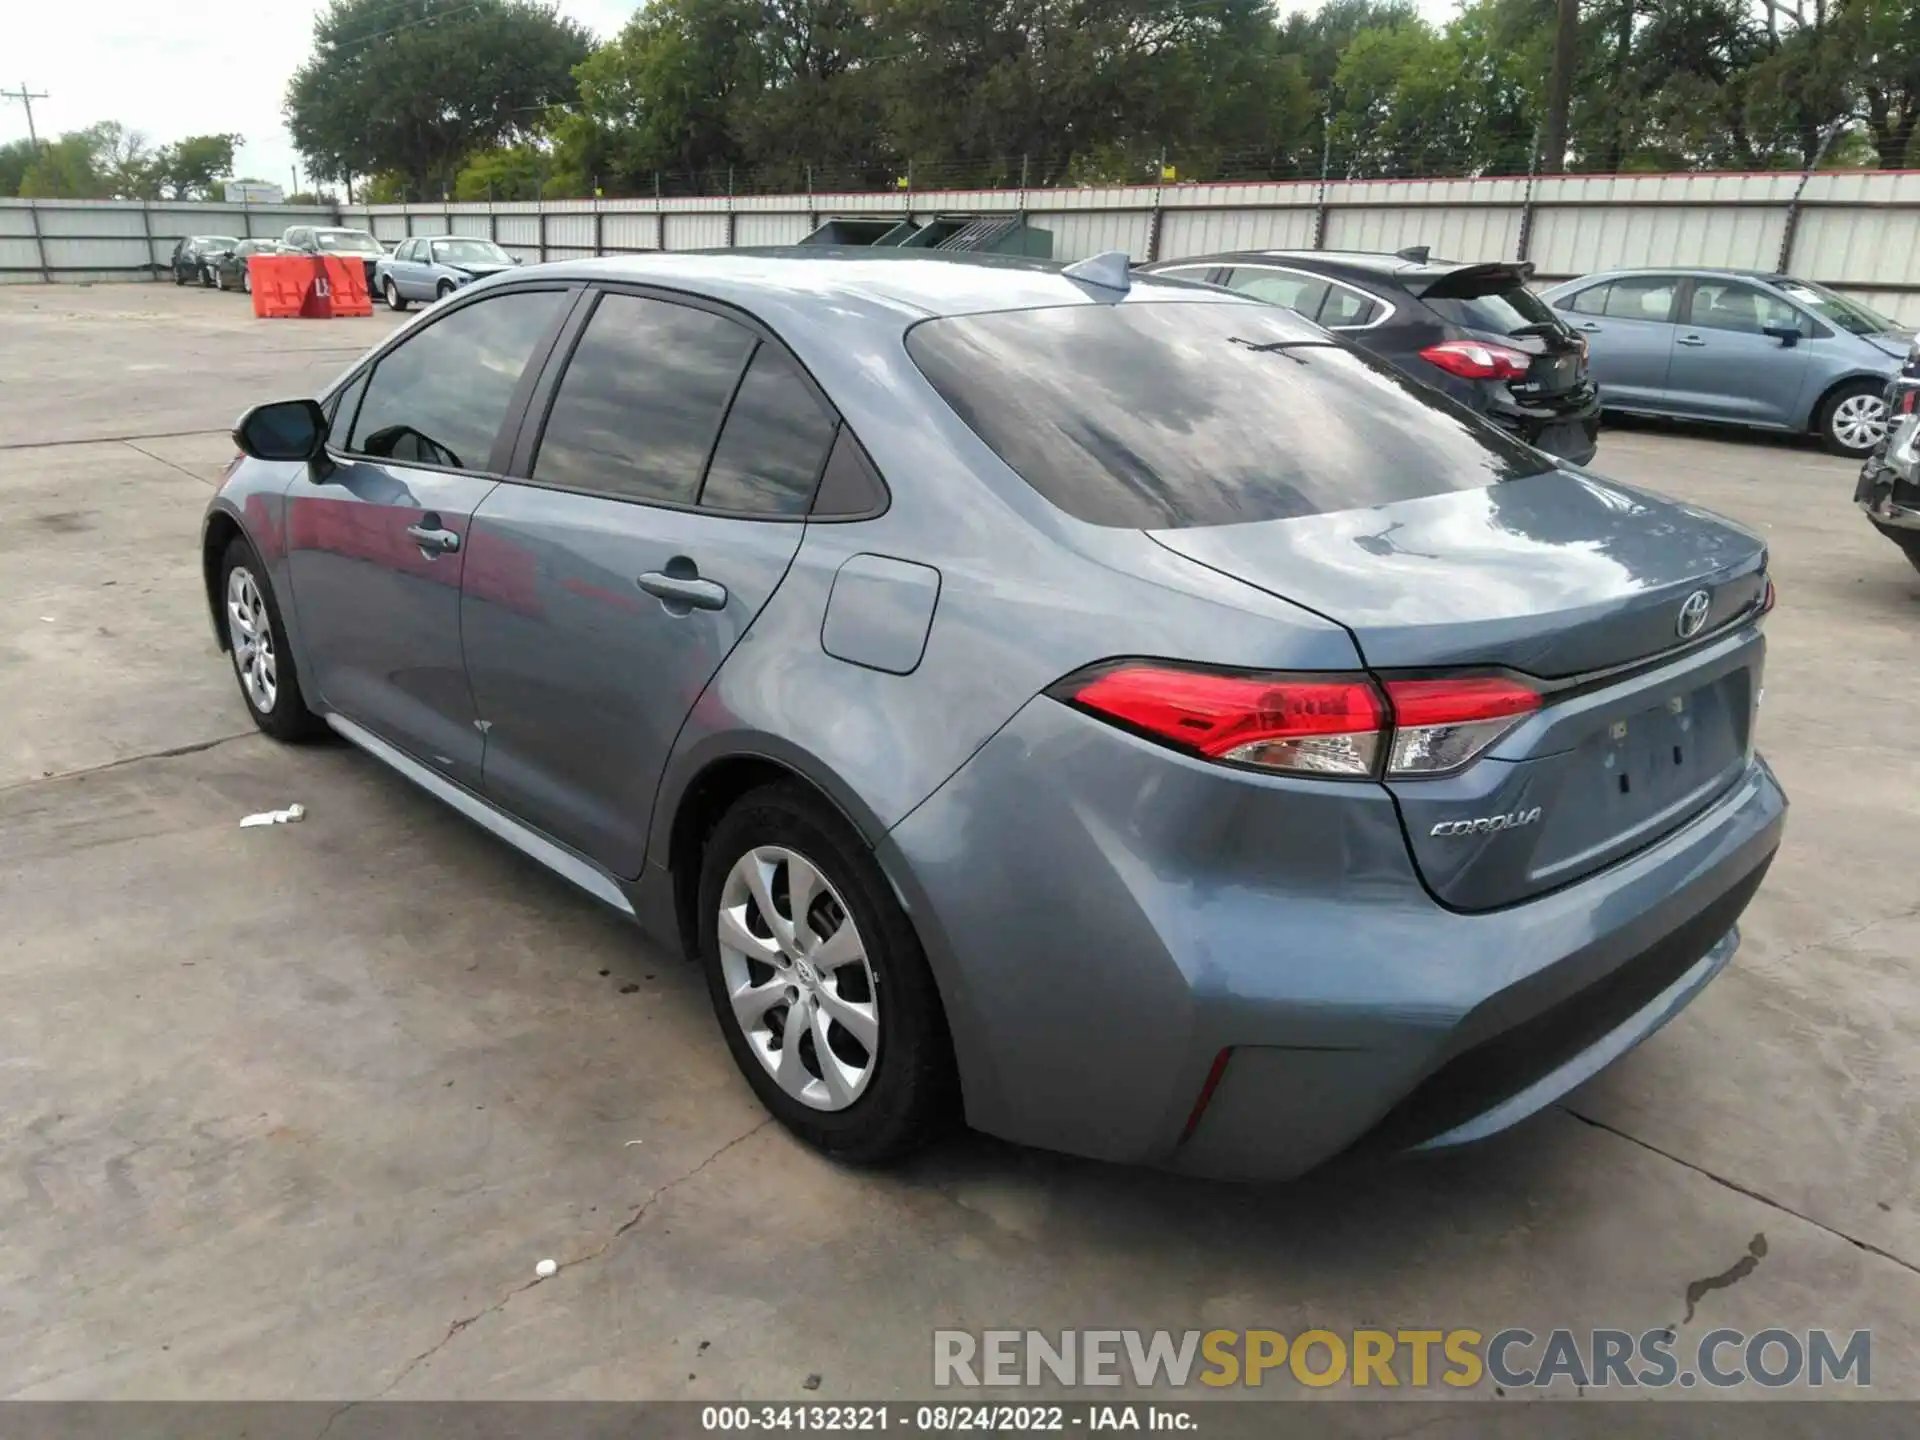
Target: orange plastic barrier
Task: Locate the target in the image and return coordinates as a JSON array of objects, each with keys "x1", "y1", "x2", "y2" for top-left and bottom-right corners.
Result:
[
  {"x1": 319, "y1": 254, "x2": 373, "y2": 316},
  {"x1": 249, "y1": 255, "x2": 311, "y2": 318}
]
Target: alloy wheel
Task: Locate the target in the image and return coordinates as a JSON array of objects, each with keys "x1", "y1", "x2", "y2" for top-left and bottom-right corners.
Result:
[
  {"x1": 225, "y1": 566, "x2": 278, "y2": 714},
  {"x1": 1832, "y1": 393, "x2": 1888, "y2": 452},
  {"x1": 716, "y1": 846, "x2": 878, "y2": 1111}
]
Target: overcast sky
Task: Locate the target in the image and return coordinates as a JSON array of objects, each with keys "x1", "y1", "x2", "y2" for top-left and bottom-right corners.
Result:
[{"x1": 2, "y1": 0, "x2": 1437, "y2": 192}]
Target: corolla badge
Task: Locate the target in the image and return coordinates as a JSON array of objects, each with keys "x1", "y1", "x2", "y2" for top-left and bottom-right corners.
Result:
[
  {"x1": 1430, "y1": 807, "x2": 1543, "y2": 838},
  {"x1": 1677, "y1": 589, "x2": 1712, "y2": 639}
]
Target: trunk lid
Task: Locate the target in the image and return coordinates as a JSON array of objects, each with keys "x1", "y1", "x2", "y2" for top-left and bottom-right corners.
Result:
[
  {"x1": 1150, "y1": 470, "x2": 1769, "y2": 910},
  {"x1": 1418, "y1": 262, "x2": 1590, "y2": 408}
]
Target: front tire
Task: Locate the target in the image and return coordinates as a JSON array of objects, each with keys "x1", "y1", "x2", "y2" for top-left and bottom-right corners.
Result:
[
  {"x1": 697, "y1": 783, "x2": 955, "y2": 1163},
  {"x1": 1819, "y1": 381, "x2": 1889, "y2": 458},
  {"x1": 384, "y1": 277, "x2": 408, "y2": 312},
  {"x1": 220, "y1": 537, "x2": 324, "y2": 742},
  {"x1": 435, "y1": 280, "x2": 455, "y2": 301},
  {"x1": 199, "y1": 265, "x2": 215, "y2": 288}
]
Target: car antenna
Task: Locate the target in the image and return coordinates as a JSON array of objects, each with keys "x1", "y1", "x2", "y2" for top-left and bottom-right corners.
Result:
[
  {"x1": 1396, "y1": 245, "x2": 1431, "y2": 263},
  {"x1": 1061, "y1": 251, "x2": 1133, "y2": 298}
]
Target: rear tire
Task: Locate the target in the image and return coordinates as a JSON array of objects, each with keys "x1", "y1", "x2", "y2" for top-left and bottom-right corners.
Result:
[
  {"x1": 384, "y1": 278, "x2": 408, "y2": 312},
  {"x1": 219, "y1": 537, "x2": 324, "y2": 743},
  {"x1": 696, "y1": 783, "x2": 956, "y2": 1163},
  {"x1": 173, "y1": 267, "x2": 187, "y2": 286},
  {"x1": 1818, "y1": 380, "x2": 1889, "y2": 458}
]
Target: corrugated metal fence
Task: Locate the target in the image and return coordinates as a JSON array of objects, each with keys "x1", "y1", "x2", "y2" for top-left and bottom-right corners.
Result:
[{"x1": 8, "y1": 169, "x2": 1920, "y2": 320}]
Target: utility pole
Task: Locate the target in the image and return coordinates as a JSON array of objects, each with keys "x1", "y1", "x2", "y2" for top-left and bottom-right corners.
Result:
[
  {"x1": 1, "y1": 82, "x2": 48, "y2": 153},
  {"x1": 1541, "y1": 0, "x2": 1578, "y2": 175}
]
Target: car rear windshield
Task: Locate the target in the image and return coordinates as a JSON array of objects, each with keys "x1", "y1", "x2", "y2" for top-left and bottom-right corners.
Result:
[
  {"x1": 1421, "y1": 276, "x2": 1559, "y2": 337},
  {"x1": 905, "y1": 301, "x2": 1548, "y2": 529}
]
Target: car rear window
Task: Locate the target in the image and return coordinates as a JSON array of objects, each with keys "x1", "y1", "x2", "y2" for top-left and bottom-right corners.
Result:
[
  {"x1": 905, "y1": 301, "x2": 1548, "y2": 529},
  {"x1": 1422, "y1": 279, "x2": 1558, "y2": 337}
]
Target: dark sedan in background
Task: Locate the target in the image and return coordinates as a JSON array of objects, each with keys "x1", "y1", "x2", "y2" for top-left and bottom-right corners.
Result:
[
  {"x1": 169, "y1": 235, "x2": 238, "y2": 286},
  {"x1": 208, "y1": 239, "x2": 287, "y2": 293},
  {"x1": 1143, "y1": 247, "x2": 1601, "y2": 464}
]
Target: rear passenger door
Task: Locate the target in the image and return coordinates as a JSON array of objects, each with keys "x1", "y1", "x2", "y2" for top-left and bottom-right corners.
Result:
[{"x1": 460, "y1": 287, "x2": 839, "y2": 876}]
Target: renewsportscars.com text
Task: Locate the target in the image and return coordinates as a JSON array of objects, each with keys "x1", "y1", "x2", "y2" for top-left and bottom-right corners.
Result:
[{"x1": 933, "y1": 1328, "x2": 1871, "y2": 1391}]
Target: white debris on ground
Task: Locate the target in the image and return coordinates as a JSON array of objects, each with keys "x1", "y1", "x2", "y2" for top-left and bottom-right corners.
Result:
[
  {"x1": 535, "y1": 1259, "x2": 558, "y2": 1279},
  {"x1": 239, "y1": 804, "x2": 306, "y2": 828}
]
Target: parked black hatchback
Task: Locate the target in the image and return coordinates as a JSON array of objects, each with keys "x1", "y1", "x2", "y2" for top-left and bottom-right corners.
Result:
[{"x1": 1142, "y1": 247, "x2": 1602, "y2": 464}]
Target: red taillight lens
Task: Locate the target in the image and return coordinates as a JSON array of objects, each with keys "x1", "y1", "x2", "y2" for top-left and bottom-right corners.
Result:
[
  {"x1": 1419, "y1": 341, "x2": 1532, "y2": 381},
  {"x1": 1054, "y1": 663, "x2": 1385, "y2": 777},
  {"x1": 1761, "y1": 577, "x2": 1776, "y2": 614},
  {"x1": 1052, "y1": 664, "x2": 1540, "y2": 779},
  {"x1": 1899, "y1": 390, "x2": 1917, "y2": 415},
  {"x1": 1382, "y1": 676, "x2": 1540, "y2": 775}
]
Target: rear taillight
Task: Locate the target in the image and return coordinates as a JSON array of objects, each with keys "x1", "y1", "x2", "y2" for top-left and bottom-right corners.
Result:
[
  {"x1": 1050, "y1": 663, "x2": 1539, "y2": 779},
  {"x1": 1761, "y1": 577, "x2": 1777, "y2": 614},
  {"x1": 1056, "y1": 663, "x2": 1385, "y2": 776},
  {"x1": 1898, "y1": 390, "x2": 1918, "y2": 416},
  {"x1": 1419, "y1": 341, "x2": 1532, "y2": 381},
  {"x1": 1381, "y1": 676, "x2": 1540, "y2": 775}
]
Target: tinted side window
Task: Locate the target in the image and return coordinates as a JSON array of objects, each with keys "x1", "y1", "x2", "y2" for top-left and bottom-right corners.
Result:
[
  {"x1": 533, "y1": 293, "x2": 756, "y2": 505},
  {"x1": 907, "y1": 302, "x2": 1547, "y2": 529},
  {"x1": 1563, "y1": 283, "x2": 1610, "y2": 316},
  {"x1": 1602, "y1": 276, "x2": 1678, "y2": 322},
  {"x1": 328, "y1": 372, "x2": 369, "y2": 451},
  {"x1": 1225, "y1": 268, "x2": 1329, "y2": 318},
  {"x1": 349, "y1": 288, "x2": 565, "y2": 472},
  {"x1": 701, "y1": 344, "x2": 838, "y2": 515},
  {"x1": 811, "y1": 428, "x2": 888, "y2": 518},
  {"x1": 1687, "y1": 280, "x2": 1800, "y2": 335},
  {"x1": 1318, "y1": 285, "x2": 1378, "y2": 327}
]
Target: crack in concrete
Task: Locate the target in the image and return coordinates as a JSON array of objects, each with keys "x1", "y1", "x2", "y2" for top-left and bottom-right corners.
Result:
[
  {"x1": 0, "y1": 730, "x2": 259, "y2": 797},
  {"x1": 0, "y1": 426, "x2": 227, "y2": 452},
  {"x1": 122, "y1": 437, "x2": 222, "y2": 487},
  {"x1": 1682, "y1": 1232, "x2": 1767, "y2": 1324},
  {"x1": 313, "y1": 1118, "x2": 771, "y2": 1430},
  {"x1": 1755, "y1": 903, "x2": 1920, "y2": 969},
  {"x1": 1561, "y1": 1107, "x2": 1920, "y2": 1279}
]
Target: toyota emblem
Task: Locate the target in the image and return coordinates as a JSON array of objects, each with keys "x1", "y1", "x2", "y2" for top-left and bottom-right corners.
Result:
[{"x1": 1677, "y1": 589, "x2": 1712, "y2": 639}]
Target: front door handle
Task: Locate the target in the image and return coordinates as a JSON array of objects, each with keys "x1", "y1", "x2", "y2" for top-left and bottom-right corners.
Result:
[
  {"x1": 638, "y1": 571, "x2": 728, "y2": 611},
  {"x1": 1576, "y1": 322, "x2": 1602, "y2": 332},
  {"x1": 406, "y1": 523, "x2": 461, "y2": 555},
  {"x1": 1676, "y1": 333, "x2": 1708, "y2": 347}
]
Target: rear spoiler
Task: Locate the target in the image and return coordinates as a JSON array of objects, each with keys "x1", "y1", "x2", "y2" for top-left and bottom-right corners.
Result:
[{"x1": 1412, "y1": 261, "x2": 1536, "y2": 298}]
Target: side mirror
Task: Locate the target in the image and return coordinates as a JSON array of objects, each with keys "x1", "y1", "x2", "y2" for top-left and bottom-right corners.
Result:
[
  {"x1": 1763, "y1": 323, "x2": 1801, "y2": 348},
  {"x1": 511, "y1": 255, "x2": 524, "y2": 265},
  {"x1": 234, "y1": 399, "x2": 328, "y2": 463}
]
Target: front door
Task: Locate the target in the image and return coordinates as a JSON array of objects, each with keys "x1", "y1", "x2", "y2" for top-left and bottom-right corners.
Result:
[
  {"x1": 284, "y1": 285, "x2": 574, "y2": 788},
  {"x1": 1664, "y1": 278, "x2": 1812, "y2": 426},
  {"x1": 461, "y1": 290, "x2": 838, "y2": 876}
]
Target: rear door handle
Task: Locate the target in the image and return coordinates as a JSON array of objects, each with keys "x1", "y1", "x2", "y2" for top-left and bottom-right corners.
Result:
[
  {"x1": 1576, "y1": 322, "x2": 1602, "y2": 332},
  {"x1": 406, "y1": 523, "x2": 461, "y2": 555},
  {"x1": 637, "y1": 571, "x2": 728, "y2": 611},
  {"x1": 1676, "y1": 334, "x2": 1707, "y2": 347}
]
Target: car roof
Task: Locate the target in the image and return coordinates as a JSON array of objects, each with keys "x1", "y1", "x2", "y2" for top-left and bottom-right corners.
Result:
[
  {"x1": 525, "y1": 248, "x2": 1262, "y2": 326},
  {"x1": 1541, "y1": 266, "x2": 1796, "y2": 287}
]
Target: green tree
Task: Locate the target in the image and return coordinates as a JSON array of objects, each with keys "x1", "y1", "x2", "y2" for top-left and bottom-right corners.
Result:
[
  {"x1": 0, "y1": 137, "x2": 38, "y2": 197},
  {"x1": 455, "y1": 142, "x2": 562, "y2": 199},
  {"x1": 556, "y1": 0, "x2": 762, "y2": 189},
  {"x1": 287, "y1": 0, "x2": 593, "y2": 198},
  {"x1": 156, "y1": 133, "x2": 243, "y2": 199},
  {"x1": 17, "y1": 124, "x2": 117, "y2": 197}
]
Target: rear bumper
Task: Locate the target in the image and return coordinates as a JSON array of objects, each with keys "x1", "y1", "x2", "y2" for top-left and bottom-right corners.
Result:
[
  {"x1": 881, "y1": 697, "x2": 1785, "y2": 1181},
  {"x1": 1485, "y1": 385, "x2": 1602, "y2": 465}
]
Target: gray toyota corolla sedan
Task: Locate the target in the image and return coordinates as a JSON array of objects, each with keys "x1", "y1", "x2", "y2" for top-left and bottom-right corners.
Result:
[{"x1": 202, "y1": 250, "x2": 1785, "y2": 1180}]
